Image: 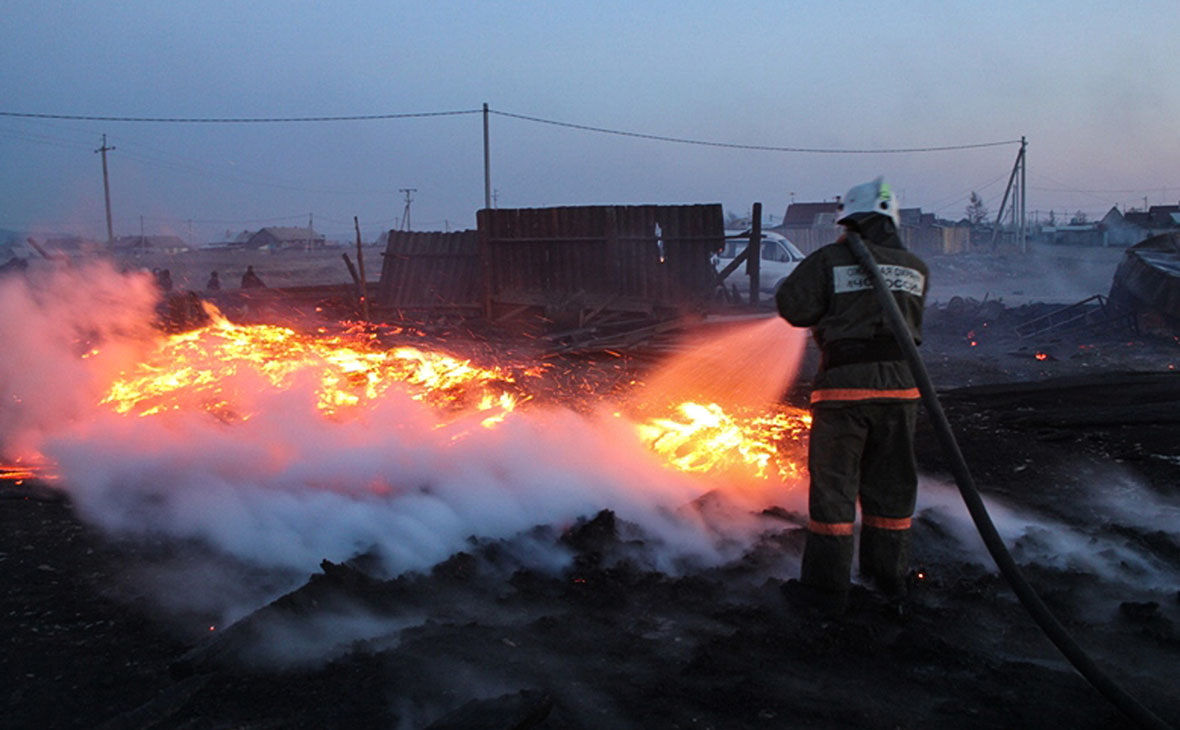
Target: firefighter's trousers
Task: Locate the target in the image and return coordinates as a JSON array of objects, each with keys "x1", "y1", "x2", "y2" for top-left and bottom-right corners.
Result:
[{"x1": 801, "y1": 400, "x2": 918, "y2": 596}]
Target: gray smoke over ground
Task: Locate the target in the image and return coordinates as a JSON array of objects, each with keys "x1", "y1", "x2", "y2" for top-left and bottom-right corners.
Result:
[
  {"x1": 0, "y1": 261, "x2": 158, "y2": 456},
  {"x1": 914, "y1": 475, "x2": 1180, "y2": 591},
  {"x1": 1, "y1": 265, "x2": 811, "y2": 627}
]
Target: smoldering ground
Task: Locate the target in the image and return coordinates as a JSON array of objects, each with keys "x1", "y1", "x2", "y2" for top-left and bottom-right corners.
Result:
[
  {"x1": 5, "y1": 264, "x2": 1180, "y2": 730},
  {"x1": 2, "y1": 265, "x2": 809, "y2": 626}
]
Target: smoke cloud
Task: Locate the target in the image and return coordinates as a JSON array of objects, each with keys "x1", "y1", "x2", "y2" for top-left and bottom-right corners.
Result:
[
  {"x1": 1, "y1": 264, "x2": 813, "y2": 626},
  {"x1": 914, "y1": 476, "x2": 1180, "y2": 591}
]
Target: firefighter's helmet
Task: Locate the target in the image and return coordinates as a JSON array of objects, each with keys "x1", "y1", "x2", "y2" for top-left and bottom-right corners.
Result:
[{"x1": 835, "y1": 177, "x2": 899, "y2": 227}]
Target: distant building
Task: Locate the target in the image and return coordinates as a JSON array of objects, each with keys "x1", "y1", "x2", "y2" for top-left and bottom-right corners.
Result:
[
  {"x1": 775, "y1": 200, "x2": 968, "y2": 255},
  {"x1": 204, "y1": 229, "x2": 253, "y2": 249},
  {"x1": 775, "y1": 201, "x2": 842, "y2": 254},
  {"x1": 245, "y1": 226, "x2": 325, "y2": 251},
  {"x1": 779, "y1": 201, "x2": 841, "y2": 228},
  {"x1": 111, "y1": 235, "x2": 189, "y2": 253},
  {"x1": 899, "y1": 208, "x2": 973, "y2": 255},
  {"x1": 1041, "y1": 222, "x2": 1104, "y2": 247},
  {"x1": 1101, "y1": 205, "x2": 1180, "y2": 247}
]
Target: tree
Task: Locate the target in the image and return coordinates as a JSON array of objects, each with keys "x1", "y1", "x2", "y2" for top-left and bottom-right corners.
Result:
[
  {"x1": 1070, "y1": 210, "x2": 1089, "y2": 225},
  {"x1": 965, "y1": 192, "x2": 989, "y2": 226},
  {"x1": 1047, "y1": 210, "x2": 1056, "y2": 226}
]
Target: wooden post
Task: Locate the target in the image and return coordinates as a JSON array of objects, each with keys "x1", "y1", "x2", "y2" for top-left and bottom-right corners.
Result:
[
  {"x1": 342, "y1": 253, "x2": 361, "y2": 289},
  {"x1": 354, "y1": 217, "x2": 369, "y2": 321},
  {"x1": 483, "y1": 103, "x2": 492, "y2": 210},
  {"x1": 748, "y1": 202, "x2": 762, "y2": 306},
  {"x1": 477, "y1": 208, "x2": 494, "y2": 320}
]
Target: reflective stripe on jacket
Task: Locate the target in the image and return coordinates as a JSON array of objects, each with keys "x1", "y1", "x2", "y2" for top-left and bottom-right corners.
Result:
[{"x1": 776, "y1": 236, "x2": 928, "y2": 404}]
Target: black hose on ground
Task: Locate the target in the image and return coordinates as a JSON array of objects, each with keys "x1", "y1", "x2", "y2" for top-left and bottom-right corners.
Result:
[{"x1": 842, "y1": 230, "x2": 1174, "y2": 730}]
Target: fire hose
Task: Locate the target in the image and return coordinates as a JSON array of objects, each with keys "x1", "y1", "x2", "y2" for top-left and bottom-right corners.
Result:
[{"x1": 842, "y1": 230, "x2": 1174, "y2": 730}]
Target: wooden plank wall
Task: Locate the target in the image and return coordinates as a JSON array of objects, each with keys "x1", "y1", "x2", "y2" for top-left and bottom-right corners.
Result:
[
  {"x1": 375, "y1": 230, "x2": 481, "y2": 309},
  {"x1": 477, "y1": 204, "x2": 724, "y2": 314}
]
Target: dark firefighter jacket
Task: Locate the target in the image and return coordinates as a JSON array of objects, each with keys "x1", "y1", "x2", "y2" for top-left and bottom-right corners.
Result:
[{"x1": 775, "y1": 236, "x2": 928, "y2": 405}]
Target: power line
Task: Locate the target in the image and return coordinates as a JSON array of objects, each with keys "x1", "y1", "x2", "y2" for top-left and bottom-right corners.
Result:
[
  {"x1": 490, "y1": 109, "x2": 1021, "y2": 154},
  {"x1": 2, "y1": 106, "x2": 1020, "y2": 153},
  {"x1": 1030, "y1": 183, "x2": 1180, "y2": 194},
  {"x1": 0, "y1": 109, "x2": 482, "y2": 123}
]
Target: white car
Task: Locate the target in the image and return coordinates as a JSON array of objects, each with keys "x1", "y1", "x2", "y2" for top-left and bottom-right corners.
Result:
[{"x1": 715, "y1": 230, "x2": 806, "y2": 295}]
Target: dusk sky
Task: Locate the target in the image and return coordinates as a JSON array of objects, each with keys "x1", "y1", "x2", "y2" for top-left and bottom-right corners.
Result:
[{"x1": 2, "y1": 1, "x2": 1177, "y2": 243}]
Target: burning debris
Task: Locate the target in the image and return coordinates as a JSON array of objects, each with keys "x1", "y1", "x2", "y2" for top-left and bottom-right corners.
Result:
[{"x1": 4, "y1": 261, "x2": 1180, "y2": 730}]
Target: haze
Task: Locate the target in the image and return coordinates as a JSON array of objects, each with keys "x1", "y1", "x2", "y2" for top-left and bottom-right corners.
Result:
[{"x1": 2, "y1": 1, "x2": 1177, "y2": 243}]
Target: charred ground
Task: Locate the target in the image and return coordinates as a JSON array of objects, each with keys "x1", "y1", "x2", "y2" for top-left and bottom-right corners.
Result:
[{"x1": 4, "y1": 247, "x2": 1180, "y2": 730}]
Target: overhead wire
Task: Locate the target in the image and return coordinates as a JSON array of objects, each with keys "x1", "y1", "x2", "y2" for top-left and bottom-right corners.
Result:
[
  {"x1": 1, "y1": 106, "x2": 1022, "y2": 154},
  {"x1": 489, "y1": 109, "x2": 1022, "y2": 154},
  {"x1": 0, "y1": 109, "x2": 483, "y2": 123}
]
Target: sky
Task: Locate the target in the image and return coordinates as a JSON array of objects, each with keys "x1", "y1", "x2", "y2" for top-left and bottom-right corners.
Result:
[{"x1": 2, "y1": 0, "x2": 1178, "y2": 243}]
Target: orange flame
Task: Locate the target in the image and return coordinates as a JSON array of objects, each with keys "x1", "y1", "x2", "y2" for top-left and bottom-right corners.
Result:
[
  {"x1": 634, "y1": 402, "x2": 809, "y2": 481},
  {"x1": 2, "y1": 307, "x2": 812, "y2": 488},
  {"x1": 99, "y1": 304, "x2": 526, "y2": 424}
]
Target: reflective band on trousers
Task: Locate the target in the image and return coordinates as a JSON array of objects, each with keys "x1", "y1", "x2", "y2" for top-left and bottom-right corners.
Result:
[
  {"x1": 810, "y1": 387, "x2": 921, "y2": 404},
  {"x1": 863, "y1": 515, "x2": 913, "y2": 530},
  {"x1": 808, "y1": 520, "x2": 854, "y2": 536}
]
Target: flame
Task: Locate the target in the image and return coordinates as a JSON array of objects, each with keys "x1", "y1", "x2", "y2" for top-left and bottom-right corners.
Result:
[
  {"x1": 0, "y1": 456, "x2": 58, "y2": 484},
  {"x1": 634, "y1": 401, "x2": 810, "y2": 481},
  {"x1": 8, "y1": 305, "x2": 811, "y2": 487},
  {"x1": 1035, "y1": 352, "x2": 1049, "y2": 361},
  {"x1": 99, "y1": 303, "x2": 526, "y2": 424}
]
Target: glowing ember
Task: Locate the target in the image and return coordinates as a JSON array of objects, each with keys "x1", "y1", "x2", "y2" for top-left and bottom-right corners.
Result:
[
  {"x1": 0, "y1": 459, "x2": 57, "y2": 484},
  {"x1": 634, "y1": 402, "x2": 810, "y2": 481},
  {"x1": 100, "y1": 304, "x2": 528, "y2": 423},
  {"x1": 1035, "y1": 352, "x2": 1049, "y2": 361},
  {"x1": 84, "y1": 306, "x2": 811, "y2": 484}
]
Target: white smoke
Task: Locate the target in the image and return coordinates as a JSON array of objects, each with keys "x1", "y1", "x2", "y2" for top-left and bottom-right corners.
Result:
[
  {"x1": 0, "y1": 260, "x2": 159, "y2": 456},
  {"x1": 914, "y1": 476, "x2": 1180, "y2": 590},
  {"x1": 1, "y1": 264, "x2": 811, "y2": 626}
]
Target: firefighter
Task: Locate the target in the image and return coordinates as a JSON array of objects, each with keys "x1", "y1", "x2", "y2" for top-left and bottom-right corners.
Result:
[
  {"x1": 206, "y1": 270, "x2": 221, "y2": 290},
  {"x1": 775, "y1": 177, "x2": 928, "y2": 613}
]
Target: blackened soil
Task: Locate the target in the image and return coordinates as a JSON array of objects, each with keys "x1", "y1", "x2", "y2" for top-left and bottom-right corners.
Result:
[
  {"x1": 5, "y1": 439, "x2": 1180, "y2": 730},
  {"x1": 5, "y1": 314, "x2": 1180, "y2": 728}
]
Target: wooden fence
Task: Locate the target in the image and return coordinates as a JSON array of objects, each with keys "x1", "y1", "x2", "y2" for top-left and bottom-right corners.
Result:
[
  {"x1": 375, "y1": 230, "x2": 481, "y2": 311},
  {"x1": 477, "y1": 204, "x2": 724, "y2": 317}
]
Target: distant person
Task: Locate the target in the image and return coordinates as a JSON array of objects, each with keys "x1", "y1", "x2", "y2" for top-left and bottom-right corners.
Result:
[
  {"x1": 155, "y1": 268, "x2": 173, "y2": 292},
  {"x1": 240, "y1": 265, "x2": 266, "y2": 289},
  {"x1": 206, "y1": 271, "x2": 221, "y2": 290}
]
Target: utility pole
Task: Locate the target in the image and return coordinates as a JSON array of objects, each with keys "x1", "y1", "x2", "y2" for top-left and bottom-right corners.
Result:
[
  {"x1": 308, "y1": 213, "x2": 314, "y2": 250},
  {"x1": 989, "y1": 137, "x2": 1027, "y2": 251},
  {"x1": 1019, "y1": 136, "x2": 1027, "y2": 254},
  {"x1": 95, "y1": 134, "x2": 115, "y2": 245},
  {"x1": 492, "y1": 189, "x2": 500, "y2": 208},
  {"x1": 399, "y1": 188, "x2": 416, "y2": 231},
  {"x1": 483, "y1": 102, "x2": 491, "y2": 210}
]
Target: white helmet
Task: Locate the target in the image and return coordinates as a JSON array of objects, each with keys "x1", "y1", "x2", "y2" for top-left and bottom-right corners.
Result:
[{"x1": 835, "y1": 177, "x2": 899, "y2": 227}]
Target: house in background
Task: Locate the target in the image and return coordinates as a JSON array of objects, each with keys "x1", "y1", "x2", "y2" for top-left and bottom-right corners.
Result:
[
  {"x1": 774, "y1": 201, "x2": 841, "y2": 254},
  {"x1": 244, "y1": 226, "x2": 325, "y2": 251},
  {"x1": 1101, "y1": 205, "x2": 1180, "y2": 247},
  {"x1": 110, "y1": 235, "x2": 189, "y2": 253},
  {"x1": 775, "y1": 199, "x2": 969, "y2": 255},
  {"x1": 203, "y1": 229, "x2": 253, "y2": 249}
]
